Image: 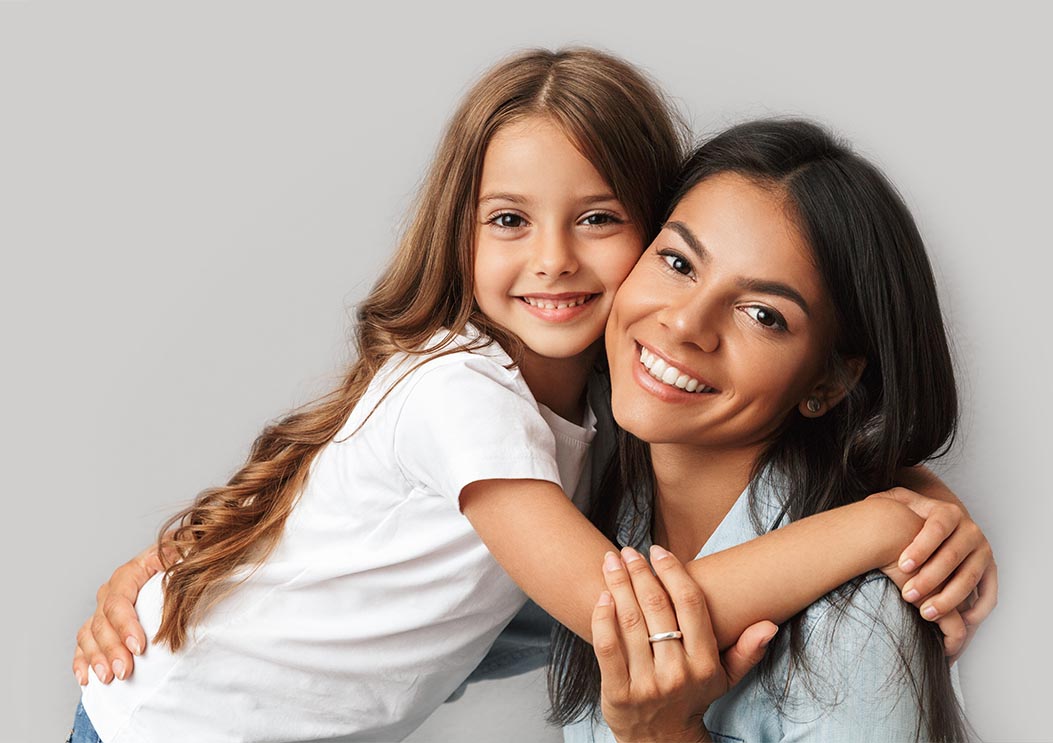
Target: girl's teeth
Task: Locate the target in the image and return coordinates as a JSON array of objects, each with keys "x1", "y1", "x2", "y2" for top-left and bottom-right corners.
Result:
[
  {"x1": 638, "y1": 346, "x2": 712, "y2": 393},
  {"x1": 524, "y1": 296, "x2": 590, "y2": 309}
]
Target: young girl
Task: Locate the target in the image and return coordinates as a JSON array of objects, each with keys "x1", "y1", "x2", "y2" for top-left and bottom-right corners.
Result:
[
  {"x1": 71, "y1": 52, "x2": 992, "y2": 742},
  {"x1": 558, "y1": 120, "x2": 978, "y2": 742}
]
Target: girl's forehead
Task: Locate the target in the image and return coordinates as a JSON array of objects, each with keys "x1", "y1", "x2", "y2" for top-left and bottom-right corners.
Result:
[{"x1": 479, "y1": 118, "x2": 615, "y2": 200}]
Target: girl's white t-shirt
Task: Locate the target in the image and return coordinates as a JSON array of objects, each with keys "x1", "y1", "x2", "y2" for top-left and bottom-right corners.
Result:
[{"x1": 81, "y1": 329, "x2": 597, "y2": 742}]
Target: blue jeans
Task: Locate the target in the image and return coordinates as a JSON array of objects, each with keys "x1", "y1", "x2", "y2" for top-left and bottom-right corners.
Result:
[{"x1": 66, "y1": 702, "x2": 102, "y2": 743}]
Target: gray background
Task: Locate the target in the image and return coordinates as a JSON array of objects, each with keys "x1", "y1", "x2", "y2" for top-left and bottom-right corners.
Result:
[{"x1": 2, "y1": 2, "x2": 1048, "y2": 741}]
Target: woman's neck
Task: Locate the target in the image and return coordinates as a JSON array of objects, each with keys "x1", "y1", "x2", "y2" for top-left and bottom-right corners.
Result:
[
  {"x1": 518, "y1": 344, "x2": 598, "y2": 425},
  {"x1": 650, "y1": 443, "x2": 764, "y2": 563}
]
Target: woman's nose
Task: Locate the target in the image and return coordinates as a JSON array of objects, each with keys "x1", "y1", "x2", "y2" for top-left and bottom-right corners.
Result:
[
  {"x1": 531, "y1": 229, "x2": 579, "y2": 278},
  {"x1": 656, "y1": 293, "x2": 720, "y2": 353}
]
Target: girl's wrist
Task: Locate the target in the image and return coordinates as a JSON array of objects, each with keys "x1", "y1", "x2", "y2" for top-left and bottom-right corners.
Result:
[{"x1": 862, "y1": 496, "x2": 923, "y2": 570}]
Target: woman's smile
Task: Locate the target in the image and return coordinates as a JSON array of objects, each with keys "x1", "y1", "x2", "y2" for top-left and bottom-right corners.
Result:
[{"x1": 636, "y1": 343, "x2": 720, "y2": 395}]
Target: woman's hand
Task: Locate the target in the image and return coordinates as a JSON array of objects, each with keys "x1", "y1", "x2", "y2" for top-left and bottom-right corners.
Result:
[
  {"x1": 868, "y1": 486, "x2": 997, "y2": 660},
  {"x1": 72, "y1": 545, "x2": 164, "y2": 685},
  {"x1": 593, "y1": 546, "x2": 777, "y2": 743}
]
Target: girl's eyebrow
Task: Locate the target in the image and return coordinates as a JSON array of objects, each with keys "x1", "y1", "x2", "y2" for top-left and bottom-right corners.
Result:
[
  {"x1": 479, "y1": 192, "x2": 529, "y2": 205},
  {"x1": 663, "y1": 221, "x2": 810, "y2": 315},
  {"x1": 478, "y1": 192, "x2": 620, "y2": 206}
]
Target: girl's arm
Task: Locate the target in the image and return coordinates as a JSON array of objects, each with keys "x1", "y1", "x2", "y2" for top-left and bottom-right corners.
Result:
[
  {"x1": 75, "y1": 478, "x2": 989, "y2": 683},
  {"x1": 891, "y1": 466, "x2": 998, "y2": 629},
  {"x1": 461, "y1": 481, "x2": 922, "y2": 648}
]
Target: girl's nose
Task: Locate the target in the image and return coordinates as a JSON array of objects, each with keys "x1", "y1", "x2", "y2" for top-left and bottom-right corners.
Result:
[
  {"x1": 531, "y1": 230, "x2": 579, "y2": 278},
  {"x1": 655, "y1": 292, "x2": 720, "y2": 353}
]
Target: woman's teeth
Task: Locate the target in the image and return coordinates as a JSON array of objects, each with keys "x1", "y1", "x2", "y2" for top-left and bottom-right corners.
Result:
[
  {"x1": 639, "y1": 346, "x2": 715, "y2": 393},
  {"x1": 522, "y1": 295, "x2": 591, "y2": 309}
]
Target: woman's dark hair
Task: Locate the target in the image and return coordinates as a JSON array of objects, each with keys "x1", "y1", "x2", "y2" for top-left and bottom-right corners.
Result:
[{"x1": 549, "y1": 119, "x2": 969, "y2": 742}]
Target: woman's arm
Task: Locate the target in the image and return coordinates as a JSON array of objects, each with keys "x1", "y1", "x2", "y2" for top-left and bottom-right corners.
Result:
[
  {"x1": 71, "y1": 537, "x2": 174, "y2": 685},
  {"x1": 461, "y1": 481, "x2": 921, "y2": 648}
]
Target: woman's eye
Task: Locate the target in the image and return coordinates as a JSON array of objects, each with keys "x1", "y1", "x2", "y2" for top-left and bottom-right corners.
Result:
[
  {"x1": 660, "y1": 251, "x2": 692, "y2": 276},
  {"x1": 491, "y1": 213, "x2": 526, "y2": 229},
  {"x1": 743, "y1": 305, "x2": 788, "y2": 331}
]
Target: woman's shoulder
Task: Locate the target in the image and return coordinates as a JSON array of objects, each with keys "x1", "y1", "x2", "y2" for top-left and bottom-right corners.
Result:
[{"x1": 800, "y1": 571, "x2": 913, "y2": 648}]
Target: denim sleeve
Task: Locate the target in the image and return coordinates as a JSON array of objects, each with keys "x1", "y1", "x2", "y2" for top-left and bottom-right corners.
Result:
[
  {"x1": 778, "y1": 573, "x2": 929, "y2": 742},
  {"x1": 445, "y1": 600, "x2": 555, "y2": 702}
]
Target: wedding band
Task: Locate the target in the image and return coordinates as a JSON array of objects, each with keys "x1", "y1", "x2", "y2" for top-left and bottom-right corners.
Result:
[{"x1": 648, "y1": 630, "x2": 683, "y2": 643}]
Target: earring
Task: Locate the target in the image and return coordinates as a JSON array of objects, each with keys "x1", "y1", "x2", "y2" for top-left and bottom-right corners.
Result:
[{"x1": 806, "y1": 397, "x2": 821, "y2": 414}]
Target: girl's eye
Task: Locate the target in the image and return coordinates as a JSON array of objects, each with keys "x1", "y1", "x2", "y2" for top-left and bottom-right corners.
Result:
[
  {"x1": 581, "y1": 212, "x2": 620, "y2": 227},
  {"x1": 743, "y1": 305, "x2": 788, "y2": 332},
  {"x1": 490, "y1": 213, "x2": 526, "y2": 229},
  {"x1": 660, "y1": 251, "x2": 692, "y2": 276}
]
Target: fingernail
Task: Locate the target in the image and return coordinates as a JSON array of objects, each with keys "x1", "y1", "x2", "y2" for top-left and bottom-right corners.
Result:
[
  {"x1": 904, "y1": 588, "x2": 921, "y2": 603},
  {"x1": 126, "y1": 636, "x2": 142, "y2": 655},
  {"x1": 762, "y1": 628, "x2": 779, "y2": 647},
  {"x1": 603, "y1": 551, "x2": 622, "y2": 572},
  {"x1": 899, "y1": 558, "x2": 917, "y2": 573},
  {"x1": 922, "y1": 605, "x2": 939, "y2": 620},
  {"x1": 74, "y1": 669, "x2": 86, "y2": 686},
  {"x1": 113, "y1": 659, "x2": 126, "y2": 681},
  {"x1": 94, "y1": 664, "x2": 108, "y2": 682},
  {"x1": 650, "y1": 545, "x2": 671, "y2": 561},
  {"x1": 597, "y1": 591, "x2": 612, "y2": 606},
  {"x1": 621, "y1": 547, "x2": 642, "y2": 563}
]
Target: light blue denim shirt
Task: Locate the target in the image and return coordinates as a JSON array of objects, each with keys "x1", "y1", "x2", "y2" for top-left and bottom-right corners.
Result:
[{"x1": 564, "y1": 475, "x2": 960, "y2": 743}]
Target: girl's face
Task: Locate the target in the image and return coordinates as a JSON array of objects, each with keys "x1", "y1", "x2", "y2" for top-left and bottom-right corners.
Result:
[
  {"x1": 606, "y1": 172, "x2": 840, "y2": 450},
  {"x1": 473, "y1": 117, "x2": 644, "y2": 363}
]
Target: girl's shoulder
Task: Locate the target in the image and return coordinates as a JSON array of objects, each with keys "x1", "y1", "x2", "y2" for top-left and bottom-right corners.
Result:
[
  {"x1": 368, "y1": 324, "x2": 528, "y2": 405},
  {"x1": 386, "y1": 324, "x2": 519, "y2": 381}
]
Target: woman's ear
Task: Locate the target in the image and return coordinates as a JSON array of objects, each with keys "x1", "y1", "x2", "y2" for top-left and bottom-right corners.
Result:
[{"x1": 798, "y1": 356, "x2": 867, "y2": 418}]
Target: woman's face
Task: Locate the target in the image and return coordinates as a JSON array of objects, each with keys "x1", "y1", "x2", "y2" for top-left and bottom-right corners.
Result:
[{"x1": 606, "y1": 172, "x2": 840, "y2": 450}]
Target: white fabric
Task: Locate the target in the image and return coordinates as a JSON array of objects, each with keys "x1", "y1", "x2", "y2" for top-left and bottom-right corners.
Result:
[{"x1": 82, "y1": 328, "x2": 596, "y2": 743}]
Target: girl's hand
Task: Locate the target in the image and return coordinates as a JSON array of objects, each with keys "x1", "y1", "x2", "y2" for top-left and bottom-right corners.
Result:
[
  {"x1": 72, "y1": 546, "x2": 163, "y2": 685},
  {"x1": 593, "y1": 546, "x2": 777, "y2": 743},
  {"x1": 868, "y1": 486, "x2": 997, "y2": 659}
]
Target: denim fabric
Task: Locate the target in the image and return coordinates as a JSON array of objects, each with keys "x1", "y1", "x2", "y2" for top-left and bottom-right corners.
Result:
[
  {"x1": 67, "y1": 702, "x2": 103, "y2": 743},
  {"x1": 564, "y1": 475, "x2": 954, "y2": 742}
]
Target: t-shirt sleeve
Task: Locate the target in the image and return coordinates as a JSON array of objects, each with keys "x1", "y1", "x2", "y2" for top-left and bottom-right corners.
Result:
[{"x1": 393, "y1": 353, "x2": 563, "y2": 507}]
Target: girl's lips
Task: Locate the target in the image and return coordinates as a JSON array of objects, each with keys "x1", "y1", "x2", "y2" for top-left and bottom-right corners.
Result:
[{"x1": 516, "y1": 293, "x2": 598, "y2": 322}]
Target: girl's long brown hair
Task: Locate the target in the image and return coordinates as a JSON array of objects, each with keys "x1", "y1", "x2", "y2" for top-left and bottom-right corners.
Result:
[{"x1": 154, "y1": 47, "x2": 686, "y2": 650}]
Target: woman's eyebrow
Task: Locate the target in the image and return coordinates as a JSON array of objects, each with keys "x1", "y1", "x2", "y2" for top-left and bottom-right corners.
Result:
[
  {"x1": 737, "y1": 278, "x2": 811, "y2": 316},
  {"x1": 663, "y1": 221, "x2": 810, "y2": 315},
  {"x1": 663, "y1": 221, "x2": 709, "y2": 263}
]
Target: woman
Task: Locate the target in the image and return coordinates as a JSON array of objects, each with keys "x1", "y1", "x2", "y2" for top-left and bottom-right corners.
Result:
[{"x1": 556, "y1": 119, "x2": 976, "y2": 741}]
